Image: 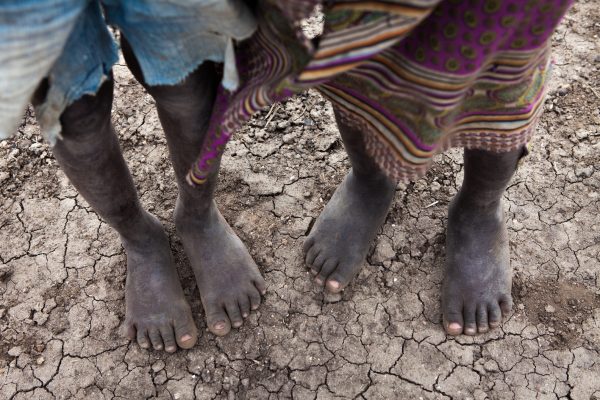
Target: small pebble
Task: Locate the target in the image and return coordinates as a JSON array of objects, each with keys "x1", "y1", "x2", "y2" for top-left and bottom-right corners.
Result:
[
  {"x1": 201, "y1": 369, "x2": 212, "y2": 383},
  {"x1": 545, "y1": 305, "x2": 556, "y2": 313},
  {"x1": 36, "y1": 357, "x2": 45, "y2": 365},
  {"x1": 282, "y1": 133, "x2": 295, "y2": 144},
  {"x1": 575, "y1": 129, "x2": 590, "y2": 140},
  {"x1": 303, "y1": 191, "x2": 312, "y2": 198},
  {"x1": 483, "y1": 360, "x2": 499, "y2": 372},
  {"x1": 8, "y1": 346, "x2": 22, "y2": 357},
  {"x1": 154, "y1": 371, "x2": 168, "y2": 385},
  {"x1": 575, "y1": 166, "x2": 594, "y2": 178},
  {"x1": 151, "y1": 360, "x2": 165, "y2": 372}
]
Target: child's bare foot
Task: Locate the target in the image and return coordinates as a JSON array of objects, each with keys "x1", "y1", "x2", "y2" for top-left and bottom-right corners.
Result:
[
  {"x1": 442, "y1": 196, "x2": 513, "y2": 335},
  {"x1": 124, "y1": 213, "x2": 198, "y2": 352},
  {"x1": 175, "y1": 201, "x2": 266, "y2": 337},
  {"x1": 304, "y1": 170, "x2": 395, "y2": 293}
]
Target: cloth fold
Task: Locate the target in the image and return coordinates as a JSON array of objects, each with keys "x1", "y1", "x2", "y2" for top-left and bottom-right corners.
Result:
[
  {"x1": 187, "y1": 0, "x2": 572, "y2": 185},
  {"x1": 0, "y1": 0, "x2": 257, "y2": 144}
]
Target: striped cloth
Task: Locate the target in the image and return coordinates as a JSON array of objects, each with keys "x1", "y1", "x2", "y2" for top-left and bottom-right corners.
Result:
[{"x1": 187, "y1": 0, "x2": 572, "y2": 185}]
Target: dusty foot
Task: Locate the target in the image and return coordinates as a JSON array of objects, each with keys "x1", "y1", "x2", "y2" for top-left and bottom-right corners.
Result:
[
  {"x1": 303, "y1": 170, "x2": 395, "y2": 293},
  {"x1": 442, "y1": 196, "x2": 513, "y2": 335},
  {"x1": 123, "y1": 213, "x2": 198, "y2": 352},
  {"x1": 175, "y1": 201, "x2": 266, "y2": 337}
]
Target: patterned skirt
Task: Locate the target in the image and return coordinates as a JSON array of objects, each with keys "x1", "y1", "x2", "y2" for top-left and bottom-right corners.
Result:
[{"x1": 187, "y1": 0, "x2": 573, "y2": 185}]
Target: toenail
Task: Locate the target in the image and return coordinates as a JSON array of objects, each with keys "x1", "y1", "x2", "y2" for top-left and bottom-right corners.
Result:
[
  {"x1": 166, "y1": 346, "x2": 176, "y2": 352},
  {"x1": 315, "y1": 278, "x2": 323, "y2": 285},
  {"x1": 448, "y1": 322, "x2": 462, "y2": 331},
  {"x1": 181, "y1": 334, "x2": 193, "y2": 342},
  {"x1": 154, "y1": 345, "x2": 163, "y2": 350},
  {"x1": 242, "y1": 313, "x2": 249, "y2": 318},
  {"x1": 328, "y1": 281, "x2": 340, "y2": 290},
  {"x1": 214, "y1": 322, "x2": 226, "y2": 330},
  {"x1": 465, "y1": 327, "x2": 476, "y2": 335},
  {"x1": 251, "y1": 304, "x2": 259, "y2": 310},
  {"x1": 233, "y1": 322, "x2": 242, "y2": 328}
]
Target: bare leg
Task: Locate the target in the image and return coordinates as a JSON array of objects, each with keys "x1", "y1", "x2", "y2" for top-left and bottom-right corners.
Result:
[
  {"x1": 121, "y1": 39, "x2": 266, "y2": 337},
  {"x1": 48, "y1": 79, "x2": 197, "y2": 352},
  {"x1": 303, "y1": 109, "x2": 396, "y2": 293},
  {"x1": 443, "y1": 148, "x2": 522, "y2": 335}
]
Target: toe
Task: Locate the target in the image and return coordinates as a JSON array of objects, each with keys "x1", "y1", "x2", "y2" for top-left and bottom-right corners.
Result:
[
  {"x1": 488, "y1": 303, "x2": 502, "y2": 328},
  {"x1": 463, "y1": 305, "x2": 477, "y2": 336},
  {"x1": 225, "y1": 301, "x2": 244, "y2": 328},
  {"x1": 316, "y1": 259, "x2": 337, "y2": 285},
  {"x1": 239, "y1": 296, "x2": 251, "y2": 319},
  {"x1": 205, "y1": 304, "x2": 231, "y2": 336},
  {"x1": 499, "y1": 294, "x2": 513, "y2": 316},
  {"x1": 303, "y1": 237, "x2": 315, "y2": 253},
  {"x1": 136, "y1": 327, "x2": 151, "y2": 349},
  {"x1": 476, "y1": 304, "x2": 489, "y2": 333},
  {"x1": 249, "y1": 287, "x2": 262, "y2": 311},
  {"x1": 305, "y1": 246, "x2": 320, "y2": 265},
  {"x1": 313, "y1": 254, "x2": 326, "y2": 272},
  {"x1": 148, "y1": 328, "x2": 163, "y2": 350},
  {"x1": 443, "y1": 301, "x2": 464, "y2": 335},
  {"x1": 325, "y1": 267, "x2": 353, "y2": 293},
  {"x1": 174, "y1": 317, "x2": 198, "y2": 350},
  {"x1": 253, "y1": 277, "x2": 267, "y2": 296},
  {"x1": 160, "y1": 325, "x2": 178, "y2": 353},
  {"x1": 125, "y1": 323, "x2": 136, "y2": 341}
]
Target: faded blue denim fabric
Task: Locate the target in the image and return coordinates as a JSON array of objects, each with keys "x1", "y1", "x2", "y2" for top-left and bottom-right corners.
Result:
[
  {"x1": 103, "y1": 0, "x2": 256, "y2": 87},
  {"x1": 37, "y1": 0, "x2": 117, "y2": 144},
  {"x1": 0, "y1": 0, "x2": 88, "y2": 143},
  {"x1": 0, "y1": 0, "x2": 256, "y2": 144}
]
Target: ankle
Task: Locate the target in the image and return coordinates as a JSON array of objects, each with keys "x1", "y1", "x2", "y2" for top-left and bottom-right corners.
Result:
[
  {"x1": 118, "y1": 211, "x2": 165, "y2": 248},
  {"x1": 449, "y1": 193, "x2": 503, "y2": 223},
  {"x1": 454, "y1": 186, "x2": 504, "y2": 209},
  {"x1": 174, "y1": 199, "x2": 216, "y2": 234},
  {"x1": 349, "y1": 169, "x2": 396, "y2": 192}
]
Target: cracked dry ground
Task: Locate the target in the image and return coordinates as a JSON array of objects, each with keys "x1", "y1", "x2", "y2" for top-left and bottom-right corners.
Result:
[{"x1": 1, "y1": 5, "x2": 600, "y2": 400}]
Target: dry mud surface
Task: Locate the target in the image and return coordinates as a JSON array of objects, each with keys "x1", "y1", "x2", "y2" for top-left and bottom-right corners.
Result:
[{"x1": 1, "y1": 3, "x2": 600, "y2": 400}]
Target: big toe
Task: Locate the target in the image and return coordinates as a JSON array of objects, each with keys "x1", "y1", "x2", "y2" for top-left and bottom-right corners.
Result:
[
  {"x1": 174, "y1": 317, "x2": 198, "y2": 349},
  {"x1": 443, "y1": 301, "x2": 464, "y2": 335},
  {"x1": 205, "y1": 304, "x2": 232, "y2": 336},
  {"x1": 325, "y1": 264, "x2": 358, "y2": 293}
]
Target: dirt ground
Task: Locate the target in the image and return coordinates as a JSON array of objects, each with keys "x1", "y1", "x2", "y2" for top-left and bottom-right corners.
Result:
[{"x1": 1, "y1": 3, "x2": 600, "y2": 400}]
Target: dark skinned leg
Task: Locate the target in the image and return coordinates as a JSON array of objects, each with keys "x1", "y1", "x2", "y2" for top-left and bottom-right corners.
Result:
[
  {"x1": 121, "y1": 39, "x2": 266, "y2": 337},
  {"x1": 443, "y1": 148, "x2": 522, "y2": 336},
  {"x1": 303, "y1": 109, "x2": 396, "y2": 293},
  {"x1": 47, "y1": 79, "x2": 198, "y2": 352}
]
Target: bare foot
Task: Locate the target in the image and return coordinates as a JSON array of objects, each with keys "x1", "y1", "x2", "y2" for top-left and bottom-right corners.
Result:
[
  {"x1": 303, "y1": 170, "x2": 395, "y2": 293},
  {"x1": 442, "y1": 196, "x2": 513, "y2": 335},
  {"x1": 123, "y1": 213, "x2": 198, "y2": 352},
  {"x1": 175, "y1": 201, "x2": 266, "y2": 336}
]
